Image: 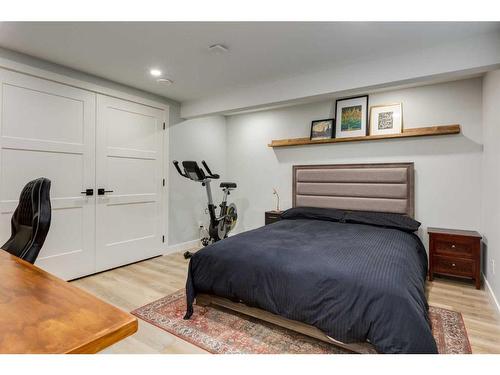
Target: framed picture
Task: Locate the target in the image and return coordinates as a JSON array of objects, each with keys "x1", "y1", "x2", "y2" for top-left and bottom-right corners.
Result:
[
  {"x1": 335, "y1": 95, "x2": 369, "y2": 138},
  {"x1": 369, "y1": 103, "x2": 402, "y2": 136},
  {"x1": 310, "y1": 118, "x2": 334, "y2": 140}
]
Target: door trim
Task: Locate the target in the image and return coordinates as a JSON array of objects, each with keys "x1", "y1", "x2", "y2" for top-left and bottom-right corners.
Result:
[{"x1": 162, "y1": 107, "x2": 169, "y2": 249}]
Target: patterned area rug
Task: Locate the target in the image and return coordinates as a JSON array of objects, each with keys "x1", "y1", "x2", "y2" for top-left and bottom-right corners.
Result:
[{"x1": 132, "y1": 289, "x2": 472, "y2": 354}]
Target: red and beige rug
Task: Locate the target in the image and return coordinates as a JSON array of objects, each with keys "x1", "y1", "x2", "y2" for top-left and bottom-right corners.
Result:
[{"x1": 132, "y1": 289, "x2": 472, "y2": 354}]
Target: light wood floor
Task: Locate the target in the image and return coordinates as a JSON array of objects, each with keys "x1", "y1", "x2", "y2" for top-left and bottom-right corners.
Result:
[{"x1": 72, "y1": 250, "x2": 500, "y2": 354}]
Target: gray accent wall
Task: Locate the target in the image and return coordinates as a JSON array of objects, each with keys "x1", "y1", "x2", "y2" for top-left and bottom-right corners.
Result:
[{"x1": 225, "y1": 78, "x2": 484, "y2": 249}]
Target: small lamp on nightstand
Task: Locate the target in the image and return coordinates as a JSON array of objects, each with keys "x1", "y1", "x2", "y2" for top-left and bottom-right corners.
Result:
[
  {"x1": 265, "y1": 188, "x2": 283, "y2": 225},
  {"x1": 272, "y1": 187, "x2": 280, "y2": 212}
]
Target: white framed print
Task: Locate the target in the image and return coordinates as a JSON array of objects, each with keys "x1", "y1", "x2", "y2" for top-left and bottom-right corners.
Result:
[
  {"x1": 335, "y1": 95, "x2": 369, "y2": 138},
  {"x1": 369, "y1": 103, "x2": 402, "y2": 136}
]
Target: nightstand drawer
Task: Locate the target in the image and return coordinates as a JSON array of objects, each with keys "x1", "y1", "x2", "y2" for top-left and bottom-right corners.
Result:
[
  {"x1": 433, "y1": 255, "x2": 474, "y2": 277},
  {"x1": 265, "y1": 211, "x2": 282, "y2": 225},
  {"x1": 433, "y1": 235, "x2": 475, "y2": 258}
]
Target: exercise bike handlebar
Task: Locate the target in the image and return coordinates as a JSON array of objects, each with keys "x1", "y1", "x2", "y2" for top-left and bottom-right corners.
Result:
[
  {"x1": 173, "y1": 159, "x2": 219, "y2": 180},
  {"x1": 201, "y1": 160, "x2": 220, "y2": 179},
  {"x1": 173, "y1": 160, "x2": 188, "y2": 178}
]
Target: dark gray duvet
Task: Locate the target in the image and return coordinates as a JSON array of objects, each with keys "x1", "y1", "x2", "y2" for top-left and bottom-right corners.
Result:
[{"x1": 185, "y1": 213, "x2": 438, "y2": 354}]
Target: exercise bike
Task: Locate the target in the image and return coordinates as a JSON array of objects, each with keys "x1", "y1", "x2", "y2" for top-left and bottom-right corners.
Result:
[{"x1": 173, "y1": 160, "x2": 238, "y2": 258}]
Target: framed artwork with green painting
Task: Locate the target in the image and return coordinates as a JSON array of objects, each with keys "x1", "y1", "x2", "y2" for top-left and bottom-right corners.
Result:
[{"x1": 335, "y1": 95, "x2": 369, "y2": 138}]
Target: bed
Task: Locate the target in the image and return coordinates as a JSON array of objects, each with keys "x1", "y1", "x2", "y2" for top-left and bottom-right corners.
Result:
[{"x1": 184, "y1": 163, "x2": 438, "y2": 354}]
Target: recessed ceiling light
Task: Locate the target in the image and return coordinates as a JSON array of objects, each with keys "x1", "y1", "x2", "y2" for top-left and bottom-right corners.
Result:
[
  {"x1": 157, "y1": 78, "x2": 173, "y2": 85},
  {"x1": 150, "y1": 69, "x2": 162, "y2": 77},
  {"x1": 208, "y1": 44, "x2": 229, "y2": 54}
]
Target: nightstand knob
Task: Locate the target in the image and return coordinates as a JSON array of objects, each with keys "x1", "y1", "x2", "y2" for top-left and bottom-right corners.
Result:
[
  {"x1": 451, "y1": 244, "x2": 456, "y2": 248},
  {"x1": 452, "y1": 263, "x2": 456, "y2": 267}
]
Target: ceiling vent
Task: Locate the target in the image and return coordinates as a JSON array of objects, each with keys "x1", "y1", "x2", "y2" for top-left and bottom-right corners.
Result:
[
  {"x1": 157, "y1": 78, "x2": 173, "y2": 85},
  {"x1": 208, "y1": 44, "x2": 229, "y2": 54}
]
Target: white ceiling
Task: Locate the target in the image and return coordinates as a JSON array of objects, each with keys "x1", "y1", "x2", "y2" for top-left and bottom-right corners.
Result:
[{"x1": 0, "y1": 22, "x2": 499, "y2": 103}]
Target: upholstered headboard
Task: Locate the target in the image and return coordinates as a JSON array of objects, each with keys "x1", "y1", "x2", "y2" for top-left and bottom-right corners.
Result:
[{"x1": 292, "y1": 163, "x2": 415, "y2": 217}]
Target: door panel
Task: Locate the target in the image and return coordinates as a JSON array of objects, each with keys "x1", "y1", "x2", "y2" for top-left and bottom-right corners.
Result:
[
  {"x1": 2, "y1": 82, "x2": 84, "y2": 143},
  {"x1": 0, "y1": 69, "x2": 96, "y2": 280},
  {"x1": 107, "y1": 157, "x2": 157, "y2": 195},
  {"x1": 95, "y1": 95, "x2": 164, "y2": 272}
]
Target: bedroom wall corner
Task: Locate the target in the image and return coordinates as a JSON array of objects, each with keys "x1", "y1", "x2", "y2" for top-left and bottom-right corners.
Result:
[
  {"x1": 481, "y1": 69, "x2": 500, "y2": 306},
  {"x1": 168, "y1": 115, "x2": 227, "y2": 246}
]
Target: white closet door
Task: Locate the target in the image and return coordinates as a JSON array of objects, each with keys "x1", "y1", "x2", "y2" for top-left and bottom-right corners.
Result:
[
  {"x1": 95, "y1": 94, "x2": 165, "y2": 272},
  {"x1": 0, "y1": 69, "x2": 96, "y2": 280}
]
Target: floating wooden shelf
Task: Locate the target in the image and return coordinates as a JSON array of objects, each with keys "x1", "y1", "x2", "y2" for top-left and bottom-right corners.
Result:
[{"x1": 268, "y1": 124, "x2": 461, "y2": 148}]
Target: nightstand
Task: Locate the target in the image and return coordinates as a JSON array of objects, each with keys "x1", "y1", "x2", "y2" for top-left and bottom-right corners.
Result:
[
  {"x1": 265, "y1": 211, "x2": 282, "y2": 225},
  {"x1": 428, "y1": 227, "x2": 482, "y2": 289}
]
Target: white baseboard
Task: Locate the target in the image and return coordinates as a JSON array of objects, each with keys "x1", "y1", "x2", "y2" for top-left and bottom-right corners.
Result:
[
  {"x1": 483, "y1": 274, "x2": 500, "y2": 315},
  {"x1": 165, "y1": 239, "x2": 200, "y2": 255}
]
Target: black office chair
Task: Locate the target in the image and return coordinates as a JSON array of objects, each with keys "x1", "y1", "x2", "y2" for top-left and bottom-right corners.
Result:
[{"x1": 1, "y1": 178, "x2": 52, "y2": 264}]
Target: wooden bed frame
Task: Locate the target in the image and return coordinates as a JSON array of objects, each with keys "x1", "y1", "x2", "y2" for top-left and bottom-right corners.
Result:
[
  {"x1": 196, "y1": 294, "x2": 377, "y2": 353},
  {"x1": 195, "y1": 162, "x2": 415, "y2": 354}
]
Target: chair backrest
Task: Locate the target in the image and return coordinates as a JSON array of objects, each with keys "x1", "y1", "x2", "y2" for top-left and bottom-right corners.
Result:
[{"x1": 1, "y1": 178, "x2": 52, "y2": 264}]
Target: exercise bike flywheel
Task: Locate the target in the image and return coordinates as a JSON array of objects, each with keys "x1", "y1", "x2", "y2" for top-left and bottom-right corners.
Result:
[
  {"x1": 226, "y1": 203, "x2": 238, "y2": 231},
  {"x1": 217, "y1": 203, "x2": 238, "y2": 240}
]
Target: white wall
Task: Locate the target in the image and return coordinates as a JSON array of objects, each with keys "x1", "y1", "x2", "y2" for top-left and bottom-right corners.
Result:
[
  {"x1": 168, "y1": 116, "x2": 227, "y2": 245},
  {"x1": 226, "y1": 78, "x2": 484, "y2": 247},
  {"x1": 481, "y1": 70, "x2": 500, "y2": 304}
]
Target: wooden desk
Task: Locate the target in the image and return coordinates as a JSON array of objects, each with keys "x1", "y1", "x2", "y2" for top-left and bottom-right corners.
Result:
[{"x1": 0, "y1": 250, "x2": 138, "y2": 353}]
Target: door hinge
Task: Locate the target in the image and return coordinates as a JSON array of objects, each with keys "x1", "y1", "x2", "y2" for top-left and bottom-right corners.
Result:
[
  {"x1": 162, "y1": 235, "x2": 165, "y2": 243},
  {"x1": 162, "y1": 178, "x2": 165, "y2": 186},
  {"x1": 163, "y1": 122, "x2": 166, "y2": 130}
]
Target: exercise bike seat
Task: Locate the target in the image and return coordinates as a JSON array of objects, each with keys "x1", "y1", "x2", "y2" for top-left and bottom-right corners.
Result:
[{"x1": 220, "y1": 182, "x2": 237, "y2": 189}]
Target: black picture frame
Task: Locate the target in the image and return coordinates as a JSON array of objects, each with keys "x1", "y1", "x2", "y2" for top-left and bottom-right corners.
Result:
[
  {"x1": 334, "y1": 95, "x2": 369, "y2": 138},
  {"x1": 310, "y1": 118, "x2": 335, "y2": 140}
]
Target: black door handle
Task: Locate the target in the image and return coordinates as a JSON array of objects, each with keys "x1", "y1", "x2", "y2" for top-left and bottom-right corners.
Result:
[
  {"x1": 80, "y1": 188, "x2": 94, "y2": 196},
  {"x1": 98, "y1": 188, "x2": 114, "y2": 195}
]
